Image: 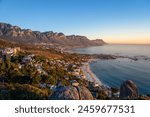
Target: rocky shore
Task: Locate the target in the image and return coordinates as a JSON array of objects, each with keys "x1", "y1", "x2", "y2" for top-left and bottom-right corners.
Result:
[{"x1": 66, "y1": 50, "x2": 150, "y2": 99}]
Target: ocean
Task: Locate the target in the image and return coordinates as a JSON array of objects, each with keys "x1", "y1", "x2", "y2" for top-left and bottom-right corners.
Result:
[{"x1": 72, "y1": 44, "x2": 150, "y2": 95}]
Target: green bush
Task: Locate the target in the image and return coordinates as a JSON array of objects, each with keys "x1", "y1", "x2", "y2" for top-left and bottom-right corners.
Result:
[
  {"x1": 0, "y1": 83, "x2": 50, "y2": 100},
  {"x1": 97, "y1": 90, "x2": 108, "y2": 100}
]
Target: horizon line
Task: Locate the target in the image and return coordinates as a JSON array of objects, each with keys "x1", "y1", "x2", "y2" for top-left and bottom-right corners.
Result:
[{"x1": 1, "y1": 22, "x2": 150, "y2": 45}]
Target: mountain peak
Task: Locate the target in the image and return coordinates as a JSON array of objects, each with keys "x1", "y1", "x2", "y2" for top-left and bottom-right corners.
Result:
[{"x1": 0, "y1": 22, "x2": 106, "y2": 47}]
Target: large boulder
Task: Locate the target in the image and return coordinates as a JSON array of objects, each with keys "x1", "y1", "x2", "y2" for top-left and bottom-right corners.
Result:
[
  {"x1": 49, "y1": 86, "x2": 93, "y2": 100},
  {"x1": 119, "y1": 80, "x2": 139, "y2": 99},
  {"x1": 77, "y1": 86, "x2": 94, "y2": 100}
]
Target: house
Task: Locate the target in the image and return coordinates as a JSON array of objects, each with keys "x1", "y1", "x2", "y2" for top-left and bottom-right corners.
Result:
[
  {"x1": 72, "y1": 71, "x2": 80, "y2": 76},
  {"x1": 22, "y1": 56, "x2": 32, "y2": 64},
  {"x1": 35, "y1": 63, "x2": 47, "y2": 75},
  {"x1": 28, "y1": 54, "x2": 35, "y2": 58},
  {"x1": 13, "y1": 47, "x2": 21, "y2": 55},
  {"x1": 74, "y1": 68, "x2": 80, "y2": 72},
  {"x1": 70, "y1": 80, "x2": 79, "y2": 87},
  {"x1": 89, "y1": 82, "x2": 100, "y2": 88},
  {"x1": 22, "y1": 54, "x2": 36, "y2": 64},
  {"x1": 93, "y1": 82, "x2": 99, "y2": 87},
  {"x1": 47, "y1": 84, "x2": 57, "y2": 91},
  {"x1": 2, "y1": 48, "x2": 14, "y2": 55},
  {"x1": 81, "y1": 75, "x2": 86, "y2": 80},
  {"x1": 0, "y1": 47, "x2": 20, "y2": 60},
  {"x1": 50, "y1": 85, "x2": 57, "y2": 91},
  {"x1": 37, "y1": 68, "x2": 47, "y2": 75},
  {"x1": 2, "y1": 48, "x2": 14, "y2": 60},
  {"x1": 40, "y1": 83, "x2": 47, "y2": 88},
  {"x1": 18, "y1": 64, "x2": 22, "y2": 69}
]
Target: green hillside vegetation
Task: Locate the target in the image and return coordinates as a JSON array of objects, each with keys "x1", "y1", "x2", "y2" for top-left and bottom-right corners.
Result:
[
  {"x1": 0, "y1": 41, "x2": 90, "y2": 99},
  {"x1": 0, "y1": 83, "x2": 50, "y2": 99}
]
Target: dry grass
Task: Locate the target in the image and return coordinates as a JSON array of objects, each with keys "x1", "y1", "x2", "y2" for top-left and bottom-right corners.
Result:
[{"x1": 27, "y1": 50, "x2": 63, "y2": 59}]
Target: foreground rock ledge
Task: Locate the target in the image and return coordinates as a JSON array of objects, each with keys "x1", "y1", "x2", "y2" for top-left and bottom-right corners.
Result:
[
  {"x1": 119, "y1": 80, "x2": 139, "y2": 99},
  {"x1": 49, "y1": 86, "x2": 94, "y2": 100}
]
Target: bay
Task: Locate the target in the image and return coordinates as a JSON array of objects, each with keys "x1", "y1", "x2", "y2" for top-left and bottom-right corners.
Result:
[{"x1": 72, "y1": 44, "x2": 150, "y2": 95}]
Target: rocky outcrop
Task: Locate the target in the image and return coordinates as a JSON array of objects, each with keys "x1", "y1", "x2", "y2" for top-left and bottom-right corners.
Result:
[
  {"x1": 119, "y1": 80, "x2": 139, "y2": 99},
  {"x1": 92, "y1": 39, "x2": 107, "y2": 45},
  {"x1": 0, "y1": 22, "x2": 106, "y2": 47},
  {"x1": 49, "y1": 86, "x2": 94, "y2": 100}
]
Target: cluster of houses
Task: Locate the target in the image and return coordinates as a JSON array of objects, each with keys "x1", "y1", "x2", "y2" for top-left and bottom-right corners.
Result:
[
  {"x1": 45, "y1": 59, "x2": 87, "y2": 80},
  {"x1": 39, "y1": 79, "x2": 79, "y2": 91},
  {"x1": 39, "y1": 55, "x2": 87, "y2": 89},
  {"x1": 0, "y1": 47, "x2": 99, "y2": 92},
  {"x1": 21, "y1": 54, "x2": 48, "y2": 75},
  {"x1": 35, "y1": 43, "x2": 65, "y2": 54},
  {"x1": 0, "y1": 47, "x2": 47, "y2": 76},
  {"x1": 0, "y1": 47, "x2": 20, "y2": 61},
  {"x1": 38, "y1": 59, "x2": 88, "y2": 90}
]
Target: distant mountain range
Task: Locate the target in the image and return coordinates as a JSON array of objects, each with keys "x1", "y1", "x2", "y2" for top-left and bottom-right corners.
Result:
[{"x1": 0, "y1": 23, "x2": 106, "y2": 47}]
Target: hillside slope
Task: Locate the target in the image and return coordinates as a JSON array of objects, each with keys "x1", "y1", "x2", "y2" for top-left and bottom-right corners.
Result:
[{"x1": 0, "y1": 23, "x2": 106, "y2": 47}]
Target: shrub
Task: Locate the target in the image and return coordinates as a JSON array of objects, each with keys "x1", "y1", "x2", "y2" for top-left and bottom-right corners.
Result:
[
  {"x1": 0, "y1": 83, "x2": 50, "y2": 100},
  {"x1": 97, "y1": 90, "x2": 108, "y2": 100}
]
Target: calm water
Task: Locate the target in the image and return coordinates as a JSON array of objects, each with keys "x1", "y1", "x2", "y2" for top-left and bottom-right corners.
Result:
[{"x1": 73, "y1": 44, "x2": 150, "y2": 95}]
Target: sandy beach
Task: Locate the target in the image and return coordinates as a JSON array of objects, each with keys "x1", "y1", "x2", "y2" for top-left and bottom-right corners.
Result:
[{"x1": 81, "y1": 59, "x2": 102, "y2": 86}]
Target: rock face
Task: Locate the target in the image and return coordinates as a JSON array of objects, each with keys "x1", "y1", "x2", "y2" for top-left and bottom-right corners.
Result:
[
  {"x1": 119, "y1": 80, "x2": 139, "y2": 99},
  {"x1": 49, "y1": 86, "x2": 93, "y2": 100},
  {"x1": 0, "y1": 22, "x2": 106, "y2": 47},
  {"x1": 91, "y1": 39, "x2": 107, "y2": 45}
]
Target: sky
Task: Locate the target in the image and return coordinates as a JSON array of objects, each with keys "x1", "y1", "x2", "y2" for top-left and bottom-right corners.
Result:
[{"x1": 0, "y1": 0, "x2": 150, "y2": 44}]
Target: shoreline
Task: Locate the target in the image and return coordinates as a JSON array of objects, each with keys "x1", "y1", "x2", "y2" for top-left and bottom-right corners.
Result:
[
  {"x1": 67, "y1": 46, "x2": 150, "y2": 96},
  {"x1": 81, "y1": 59, "x2": 103, "y2": 86},
  {"x1": 66, "y1": 47, "x2": 115, "y2": 88}
]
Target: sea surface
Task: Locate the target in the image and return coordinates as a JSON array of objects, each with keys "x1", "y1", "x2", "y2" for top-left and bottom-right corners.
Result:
[{"x1": 72, "y1": 44, "x2": 150, "y2": 95}]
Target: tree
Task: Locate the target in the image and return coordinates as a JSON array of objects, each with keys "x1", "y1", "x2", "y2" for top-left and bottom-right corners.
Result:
[
  {"x1": 5, "y1": 59, "x2": 11, "y2": 69},
  {"x1": 32, "y1": 71, "x2": 41, "y2": 84},
  {"x1": 97, "y1": 90, "x2": 108, "y2": 100},
  {"x1": 1, "y1": 61, "x2": 6, "y2": 70}
]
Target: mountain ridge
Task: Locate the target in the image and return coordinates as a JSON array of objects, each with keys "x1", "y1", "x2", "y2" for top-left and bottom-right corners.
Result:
[{"x1": 0, "y1": 22, "x2": 106, "y2": 47}]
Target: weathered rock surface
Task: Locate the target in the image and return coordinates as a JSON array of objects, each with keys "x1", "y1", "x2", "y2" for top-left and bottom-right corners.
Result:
[
  {"x1": 119, "y1": 80, "x2": 139, "y2": 99},
  {"x1": 49, "y1": 86, "x2": 94, "y2": 100}
]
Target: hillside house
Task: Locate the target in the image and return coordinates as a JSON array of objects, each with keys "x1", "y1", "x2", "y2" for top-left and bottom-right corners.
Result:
[
  {"x1": 70, "y1": 80, "x2": 79, "y2": 87},
  {"x1": 2, "y1": 48, "x2": 14, "y2": 60},
  {"x1": 13, "y1": 47, "x2": 21, "y2": 55},
  {"x1": 22, "y1": 56, "x2": 32, "y2": 64}
]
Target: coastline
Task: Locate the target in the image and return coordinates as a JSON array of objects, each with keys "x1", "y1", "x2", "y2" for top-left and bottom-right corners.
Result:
[
  {"x1": 65, "y1": 46, "x2": 150, "y2": 97},
  {"x1": 81, "y1": 59, "x2": 103, "y2": 86},
  {"x1": 65, "y1": 47, "x2": 107, "y2": 87}
]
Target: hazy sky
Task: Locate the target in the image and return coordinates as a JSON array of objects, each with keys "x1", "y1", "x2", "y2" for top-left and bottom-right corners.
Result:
[{"x1": 0, "y1": 0, "x2": 150, "y2": 44}]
